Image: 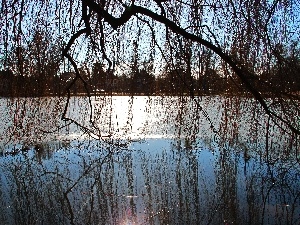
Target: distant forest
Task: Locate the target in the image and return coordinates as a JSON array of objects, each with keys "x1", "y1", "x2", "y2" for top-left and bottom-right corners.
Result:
[
  {"x1": 0, "y1": 63, "x2": 226, "y2": 97},
  {"x1": 1, "y1": 56, "x2": 299, "y2": 97},
  {"x1": 1, "y1": 63, "x2": 300, "y2": 97},
  {"x1": 1, "y1": 31, "x2": 300, "y2": 97}
]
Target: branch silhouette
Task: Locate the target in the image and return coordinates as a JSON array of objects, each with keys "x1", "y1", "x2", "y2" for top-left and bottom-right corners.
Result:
[{"x1": 79, "y1": 0, "x2": 300, "y2": 135}]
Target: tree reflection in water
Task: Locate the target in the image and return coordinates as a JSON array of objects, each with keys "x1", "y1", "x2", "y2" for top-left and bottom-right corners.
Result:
[{"x1": 0, "y1": 96, "x2": 299, "y2": 224}]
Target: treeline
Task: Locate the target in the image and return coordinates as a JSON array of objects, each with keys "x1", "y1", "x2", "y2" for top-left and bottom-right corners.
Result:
[
  {"x1": 1, "y1": 31, "x2": 299, "y2": 97},
  {"x1": 1, "y1": 57, "x2": 299, "y2": 97},
  {"x1": 0, "y1": 65, "x2": 223, "y2": 96}
]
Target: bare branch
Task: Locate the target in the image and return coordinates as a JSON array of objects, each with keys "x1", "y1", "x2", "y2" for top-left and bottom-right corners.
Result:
[{"x1": 82, "y1": 0, "x2": 300, "y2": 134}]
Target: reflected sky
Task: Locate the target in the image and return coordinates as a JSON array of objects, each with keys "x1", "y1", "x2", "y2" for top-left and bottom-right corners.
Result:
[
  {"x1": 0, "y1": 96, "x2": 299, "y2": 224},
  {"x1": 0, "y1": 138, "x2": 299, "y2": 224}
]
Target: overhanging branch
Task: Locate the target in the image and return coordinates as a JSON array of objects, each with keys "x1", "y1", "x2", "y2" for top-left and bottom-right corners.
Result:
[{"x1": 82, "y1": 0, "x2": 300, "y2": 135}]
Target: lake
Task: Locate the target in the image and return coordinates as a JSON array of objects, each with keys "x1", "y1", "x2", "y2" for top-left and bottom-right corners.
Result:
[{"x1": 0, "y1": 96, "x2": 299, "y2": 225}]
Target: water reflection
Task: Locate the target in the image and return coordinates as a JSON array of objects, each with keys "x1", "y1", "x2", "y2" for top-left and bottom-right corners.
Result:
[{"x1": 0, "y1": 96, "x2": 299, "y2": 224}]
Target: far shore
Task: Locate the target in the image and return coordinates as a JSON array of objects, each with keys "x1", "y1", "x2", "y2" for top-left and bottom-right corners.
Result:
[{"x1": 1, "y1": 91, "x2": 299, "y2": 99}]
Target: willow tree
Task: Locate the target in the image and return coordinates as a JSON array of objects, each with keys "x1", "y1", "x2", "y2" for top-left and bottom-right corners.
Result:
[{"x1": 1, "y1": 0, "x2": 300, "y2": 135}]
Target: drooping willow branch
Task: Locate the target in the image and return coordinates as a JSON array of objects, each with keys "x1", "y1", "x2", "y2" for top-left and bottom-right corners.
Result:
[
  {"x1": 138, "y1": 15, "x2": 218, "y2": 133},
  {"x1": 61, "y1": 28, "x2": 109, "y2": 138},
  {"x1": 62, "y1": 29, "x2": 92, "y2": 120},
  {"x1": 81, "y1": 0, "x2": 300, "y2": 135}
]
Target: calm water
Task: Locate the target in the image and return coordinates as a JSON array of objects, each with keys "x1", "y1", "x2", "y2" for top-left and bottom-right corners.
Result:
[{"x1": 0, "y1": 96, "x2": 299, "y2": 225}]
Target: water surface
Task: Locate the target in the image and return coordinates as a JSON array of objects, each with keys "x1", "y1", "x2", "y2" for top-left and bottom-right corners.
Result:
[{"x1": 0, "y1": 96, "x2": 299, "y2": 224}]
